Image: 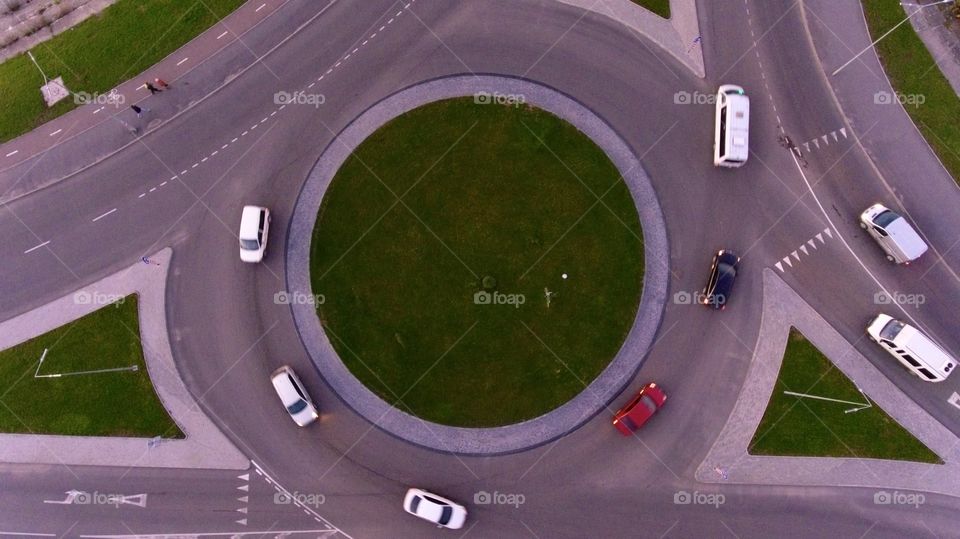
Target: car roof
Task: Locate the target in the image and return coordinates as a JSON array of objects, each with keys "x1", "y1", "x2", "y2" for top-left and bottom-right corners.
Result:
[
  {"x1": 270, "y1": 370, "x2": 301, "y2": 406},
  {"x1": 239, "y1": 206, "x2": 264, "y2": 239},
  {"x1": 884, "y1": 218, "x2": 928, "y2": 259}
]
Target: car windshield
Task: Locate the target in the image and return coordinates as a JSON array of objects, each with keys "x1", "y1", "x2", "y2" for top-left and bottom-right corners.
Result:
[
  {"x1": 286, "y1": 399, "x2": 308, "y2": 414},
  {"x1": 439, "y1": 506, "x2": 453, "y2": 525},
  {"x1": 240, "y1": 238, "x2": 259, "y2": 251},
  {"x1": 879, "y1": 319, "x2": 905, "y2": 341},
  {"x1": 873, "y1": 210, "x2": 900, "y2": 228}
]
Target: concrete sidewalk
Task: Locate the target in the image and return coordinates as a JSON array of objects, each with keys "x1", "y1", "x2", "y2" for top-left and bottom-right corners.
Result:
[
  {"x1": 907, "y1": 0, "x2": 960, "y2": 98},
  {"x1": 555, "y1": 0, "x2": 704, "y2": 78},
  {"x1": 0, "y1": 248, "x2": 248, "y2": 470},
  {"x1": 696, "y1": 269, "x2": 960, "y2": 498}
]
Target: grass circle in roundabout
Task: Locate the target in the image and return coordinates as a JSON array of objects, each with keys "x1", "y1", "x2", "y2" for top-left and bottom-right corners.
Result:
[{"x1": 310, "y1": 97, "x2": 643, "y2": 428}]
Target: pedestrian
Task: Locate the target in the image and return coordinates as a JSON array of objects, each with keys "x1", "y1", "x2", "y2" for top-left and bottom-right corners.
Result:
[
  {"x1": 154, "y1": 78, "x2": 171, "y2": 90},
  {"x1": 131, "y1": 104, "x2": 150, "y2": 118},
  {"x1": 145, "y1": 81, "x2": 160, "y2": 94},
  {"x1": 141, "y1": 256, "x2": 160, "y2": 266}
]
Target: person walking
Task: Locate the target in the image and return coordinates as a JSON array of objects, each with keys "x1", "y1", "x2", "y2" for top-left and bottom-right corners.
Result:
[
  {"x1": 131, "y1": 104, "x2": 150, "y2": 118},
  {"x1": 145, "y1": 81, "x2": 161, "y2": 94},
  {"x1": 154, "y1": 78, "x2": 171, "y2": 90}
]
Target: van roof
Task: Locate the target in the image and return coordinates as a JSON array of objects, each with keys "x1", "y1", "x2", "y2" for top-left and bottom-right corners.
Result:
[
  {"x1": 885, "y1": 217, "x2": 929, "y2": 260},
  {"x1": 239, "y1": 205, "x2": 264, "y2": 239},
  {"x1": 724, "y1": 93, "x2": 750, "y2": 161},
  {"x1": 899, "y1": 325, "x2": 956, "y2": 377}
]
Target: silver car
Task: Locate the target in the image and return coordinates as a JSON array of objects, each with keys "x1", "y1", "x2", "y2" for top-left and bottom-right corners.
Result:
[{"x1": 269, "y1": 366, "x2": 319, "y2": 427}]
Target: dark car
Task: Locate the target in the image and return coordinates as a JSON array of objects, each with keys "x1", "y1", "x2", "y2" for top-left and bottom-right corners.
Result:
[
  {"x1": 612, "y1": 382, "x2": 667, "y2": 435},
  {"x1": 701, "y1": 250, "x2": 740, "y2": 310}
]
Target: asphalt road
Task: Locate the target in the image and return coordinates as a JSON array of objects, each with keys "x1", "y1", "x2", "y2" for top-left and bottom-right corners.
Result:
[{"x1": 0, "y1": 0, "x2": 958, "y2": 536}]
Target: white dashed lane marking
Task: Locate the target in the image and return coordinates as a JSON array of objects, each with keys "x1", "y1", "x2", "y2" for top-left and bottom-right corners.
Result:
[{"x1": 176, "y1": 57, "x2": 190, "y2": 66}]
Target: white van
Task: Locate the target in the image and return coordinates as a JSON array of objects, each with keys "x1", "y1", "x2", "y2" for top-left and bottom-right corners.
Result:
[
  {"x1": 713, "y1": 84, "x2": 750, "y2": 167},
  {"x1": 867, "y1": 314, "x2": 956, "y2": 382},
  {"x1": 239, "y1": 205, "x2": 271, "y2": 263},
  {"x1": 859, "y1": 203, "x2": 928, "y2": 264}
]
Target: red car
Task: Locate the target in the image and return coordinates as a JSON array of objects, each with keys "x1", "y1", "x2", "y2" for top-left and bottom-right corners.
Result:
[{"x1": 612, "y1": 382, "x2": 667, "y2": 435}]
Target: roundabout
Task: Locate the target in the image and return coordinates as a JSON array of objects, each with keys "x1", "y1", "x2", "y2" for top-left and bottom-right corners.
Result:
[{"x1": 287, "y1": 75, "x2": 669, "y2": 454}]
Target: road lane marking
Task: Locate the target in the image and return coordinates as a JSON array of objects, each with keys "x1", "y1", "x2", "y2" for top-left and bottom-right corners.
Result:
[
  {"x1": 23, "y1": 241, "x2": 50, "y2": 254},
  {"x1": 49, "y1": 129, "x2": 62, "y2": 136},
  {"x1": 217, "y1": 30, "x2": 229, "y2": 39},
  {"x1": 138, "y1": 193, "x2": 146, "y2": 198},
  {"x1": 92, "y1": 208, "x2": 117, "y2": 222},
  {"x1": 256, "y1": 3, "x2": 266, "y2": 12},
  {"x1": 176, "y1": 57, "x2": 189, "y2": 66},
  {"x1": 949, "y1": 392, "x2": 960, "y2": 410},
  {"x1": 4, "y1": 150, "x2": 17, "y2": 157}
]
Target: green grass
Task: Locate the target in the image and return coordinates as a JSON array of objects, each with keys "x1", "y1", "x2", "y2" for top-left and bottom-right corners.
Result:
[
  {"x1": 630, "y1": 0, "x2": 670, "y2": 18},
  {"x1": 311, "y1": 98, "x2": 644, "y2": 427},
  {"x1": 749, "y1": 328, "x2": 940, "y2": 463},
  {"x1": 0, "y1": 295, "x2": 183, "y2": 438},
  {"x1": 0, "y1": 0, "x2": 244, "y2": 143},
  {"x1": 863, "y1": 0, "x2": 960, "y2": 186}
]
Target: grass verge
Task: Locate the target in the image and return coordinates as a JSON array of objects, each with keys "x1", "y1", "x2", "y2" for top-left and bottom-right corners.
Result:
[
  {"x1": 311, "y1": 98, "x2": 644, "y2": 427},
  {"x1": 0, "y1": 0, "x2": 244, "y2": 143},
  {"x1": 630, "y1": 0, "x2": 670, "y2": 19},
  {"x1": 862, "y1": 0, "x2": 960, "y2": 186},
  {"x1": 749, "y1": 328, "x2": 940, "y2": 463},
  {"x1": 0, "y1": 294, "x2": 183, "y2": 438}
]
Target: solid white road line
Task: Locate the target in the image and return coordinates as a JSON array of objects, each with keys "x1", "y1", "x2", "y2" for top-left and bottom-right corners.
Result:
[{"x1": 23, "y1": 241, "x2": 50, "y2": 254}]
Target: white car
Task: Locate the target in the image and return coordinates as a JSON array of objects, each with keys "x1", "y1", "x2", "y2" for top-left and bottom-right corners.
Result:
[
  {"x1": 269, "y1": 366, "x2": 319, "y2": 427},
  {"x1": 859, "y1": 203, "x2": 927, "y2": 264},
  {"x1": 239, "y1": 205, "x2": 271, "y2": 263},
  {"x1": 403, "y1": 488, "x2": 467, "y2": 530}
]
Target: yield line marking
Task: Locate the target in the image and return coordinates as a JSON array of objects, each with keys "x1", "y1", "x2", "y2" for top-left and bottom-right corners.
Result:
[
  {"x1": 92, "y1": 208, "x2": 117, "y2": 222},
  {"x1": 24, "y1": 241, "x2": 50, "y2": 254}
]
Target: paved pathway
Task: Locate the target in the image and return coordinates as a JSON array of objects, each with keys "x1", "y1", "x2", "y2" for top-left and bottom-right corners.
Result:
[
  {"x1": 697, "y1": 269, "x2": 960, "y2": 498},
  {"x1": 0, "y1": 248, "x2": 248, "y2": 470},
  {"x1": 555, "y1": 0, "x2": 704, "y2": 77},
  {"x1": 908, "y1": 0, "x2": 960, "y2": 98},
  {"x1": 286, "y1": 74, "x2": 670, "y2": 455}
]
